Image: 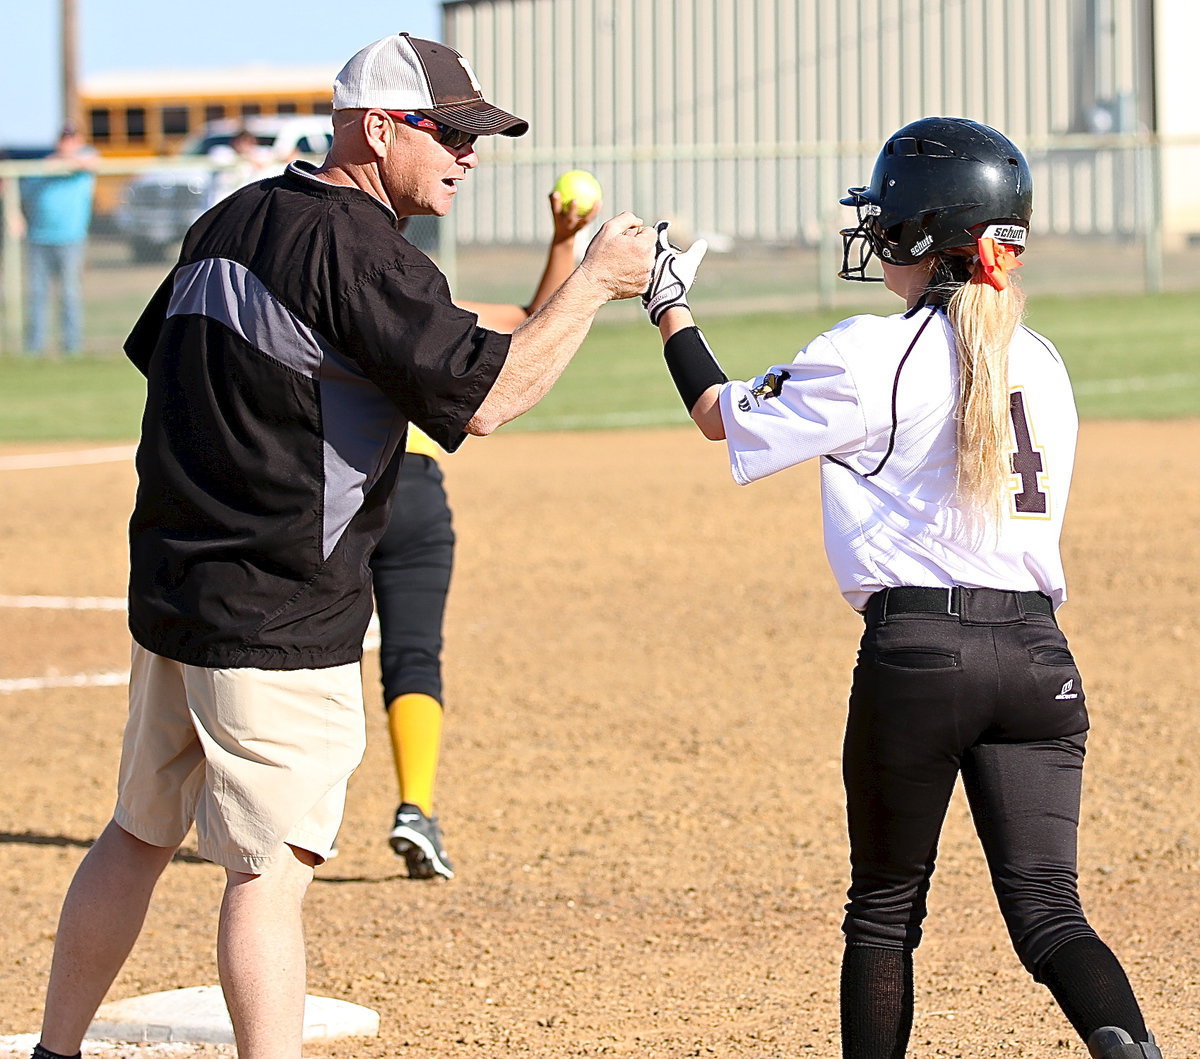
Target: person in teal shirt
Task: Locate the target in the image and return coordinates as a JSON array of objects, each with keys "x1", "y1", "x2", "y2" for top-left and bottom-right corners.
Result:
[{"x1": 20, "y1": 125, "x2": 97, "y2": 355}]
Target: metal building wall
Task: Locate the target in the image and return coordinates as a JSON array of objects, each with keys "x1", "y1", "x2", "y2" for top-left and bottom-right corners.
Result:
[{"x1": 443, "y1": 0, "x2": 1154, "y2": 246}]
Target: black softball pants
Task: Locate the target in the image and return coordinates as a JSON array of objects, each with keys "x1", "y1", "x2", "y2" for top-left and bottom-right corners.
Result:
[
  {"x1": 841, "y1": 586, "x2": 1094, "y2": 975},
  {"x1": 368, "y1": 455, "x2": 455, "y2": 706}
]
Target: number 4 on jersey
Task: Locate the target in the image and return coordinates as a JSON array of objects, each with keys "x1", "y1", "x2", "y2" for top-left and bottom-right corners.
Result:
[{"x1": 1009, "y1": 390, "x2": 1047, "y2": 515}]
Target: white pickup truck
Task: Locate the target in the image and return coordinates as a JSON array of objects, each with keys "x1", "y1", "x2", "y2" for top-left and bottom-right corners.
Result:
[{"x1": 116, "y1": 115, "x2": 333, "y2": 262}]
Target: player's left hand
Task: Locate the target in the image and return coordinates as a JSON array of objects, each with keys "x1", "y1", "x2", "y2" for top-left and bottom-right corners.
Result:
[{"x1": 642, "y1": 221, "x2": 708, "y2": 325}]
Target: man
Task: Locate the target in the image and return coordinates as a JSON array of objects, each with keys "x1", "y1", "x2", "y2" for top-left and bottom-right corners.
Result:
[
  {"x1": 20, "y1": 125, "x2": 97, "y2": 355},
  {"x1": 31, "y1": 33, "x2": 654, "y2": 1059}
]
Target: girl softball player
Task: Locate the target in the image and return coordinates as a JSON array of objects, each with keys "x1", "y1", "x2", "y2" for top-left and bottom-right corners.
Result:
[{"x1": 644, "y1": 117, "x2": 1164, "y2": 1059}]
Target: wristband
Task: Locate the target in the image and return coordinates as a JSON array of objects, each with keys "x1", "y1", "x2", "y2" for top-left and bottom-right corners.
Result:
[{"x1": 664, "y1": 326, "x2": 727, "y2": 412}]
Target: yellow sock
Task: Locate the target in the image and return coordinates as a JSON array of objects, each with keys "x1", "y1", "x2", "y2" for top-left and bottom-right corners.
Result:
[{"x1": 387, "y1": 693, "x2": 443, "y2": 817}]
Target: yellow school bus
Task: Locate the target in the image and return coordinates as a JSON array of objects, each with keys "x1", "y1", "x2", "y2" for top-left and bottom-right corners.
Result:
[{"x1": 80, "y1": 65, "x2": 335, "y2": 213}]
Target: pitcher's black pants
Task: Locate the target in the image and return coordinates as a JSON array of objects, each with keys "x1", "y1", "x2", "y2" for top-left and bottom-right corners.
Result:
[{"x1": 369, "y1": 455, "x2": 455, "y2": 706}]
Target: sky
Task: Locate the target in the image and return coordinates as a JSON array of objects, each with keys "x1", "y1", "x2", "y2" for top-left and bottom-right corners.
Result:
[{"x1": 1, "y1": 0, "x2": 442, "y2": 145}]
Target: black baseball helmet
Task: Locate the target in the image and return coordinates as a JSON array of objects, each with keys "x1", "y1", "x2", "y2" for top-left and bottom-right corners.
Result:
[{"x1": 839, "y1": 116, "x2": 1033, "y2": 282}]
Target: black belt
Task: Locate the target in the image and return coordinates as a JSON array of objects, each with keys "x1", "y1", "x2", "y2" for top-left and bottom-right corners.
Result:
[{"x1": 866, "y1": 586, "x2": 1054, "y2": 623}]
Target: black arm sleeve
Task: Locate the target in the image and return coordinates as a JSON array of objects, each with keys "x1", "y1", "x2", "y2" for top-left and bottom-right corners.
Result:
[{"x1": 664, "y1": 326, "x2": 727, "y2": 412}]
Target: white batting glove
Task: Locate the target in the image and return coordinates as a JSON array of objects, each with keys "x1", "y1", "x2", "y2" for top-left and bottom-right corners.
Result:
[{"x1": 642, "y1": 221, "x2": 708, "y2": 325}]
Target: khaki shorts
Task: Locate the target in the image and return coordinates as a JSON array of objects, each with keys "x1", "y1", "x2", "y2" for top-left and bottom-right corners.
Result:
[{"x1": 115, "y1": 642, "x2": 366, "y2": 873}]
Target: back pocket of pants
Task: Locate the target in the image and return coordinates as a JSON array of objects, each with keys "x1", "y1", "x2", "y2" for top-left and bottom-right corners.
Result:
[
  {"x1": 875, "y1": 648, "x2": 961, "y2": 671},
  {"x1": 1029, "y1": 645, "x2": 1075, "y2": 667}
]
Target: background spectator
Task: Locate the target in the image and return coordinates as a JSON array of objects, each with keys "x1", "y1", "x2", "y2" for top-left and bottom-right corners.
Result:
[
  {"x1": 206, "y1": 128, "x2": 275, "y2": 208},
  {"x1": 20, "y1": 125, "x2": 97, "y2": 356}
]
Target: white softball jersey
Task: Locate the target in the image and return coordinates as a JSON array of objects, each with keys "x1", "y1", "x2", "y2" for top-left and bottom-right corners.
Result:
[{"x1": 719, "y1": 305, "x2": 1078, "y2": 611}]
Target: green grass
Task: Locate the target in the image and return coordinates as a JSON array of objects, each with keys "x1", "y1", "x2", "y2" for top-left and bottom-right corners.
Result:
[
  {"x1": 0, "y1": 356, "x2": 146, "y2": 441},
  {"x1": 1024, "y1": 292, "x2": 1200, "y2": 419},
  {"x1": 0, "y1": 290, "x2": 1196, "y2": 443}
]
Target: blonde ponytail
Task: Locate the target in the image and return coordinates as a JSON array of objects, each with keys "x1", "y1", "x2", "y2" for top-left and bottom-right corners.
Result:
[{"x1": 943, "y1": 256, "x2": 1027, "y2": 526}]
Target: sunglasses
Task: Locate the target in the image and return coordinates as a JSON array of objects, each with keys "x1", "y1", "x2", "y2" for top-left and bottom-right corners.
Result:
[{"x1": 386, "y1": 111, "x2": 478, "y2": 151}]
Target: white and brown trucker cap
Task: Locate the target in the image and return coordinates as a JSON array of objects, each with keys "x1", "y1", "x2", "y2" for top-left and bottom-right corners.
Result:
[{"x1": 332, "y1": 32, "x2": 528, "y2": 137}]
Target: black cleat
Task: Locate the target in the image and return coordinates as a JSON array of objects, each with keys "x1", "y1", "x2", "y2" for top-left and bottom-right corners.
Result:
[
  {"x1": 1088, "y1": 1026, "x2": 1163, "y2": 1059},
  {"x1": 388, "y1": 802, "x2": 454, "y2": 879}
]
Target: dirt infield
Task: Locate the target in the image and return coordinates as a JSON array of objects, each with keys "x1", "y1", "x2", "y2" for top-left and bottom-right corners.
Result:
[{"x1": 1, "y1": 422, "x2": 1198, "y2": 1058}]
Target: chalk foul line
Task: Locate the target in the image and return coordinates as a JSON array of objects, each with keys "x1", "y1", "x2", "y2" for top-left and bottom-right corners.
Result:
[
  {"x1": 0, "y1": 594, "x2": 127, "y2": 610},
  {"x1": 0, "y1": 600, "x2": 380, "y2": 694},
  {"x1": 0, "y1": 670, "x2": 130, "y2": 694}
]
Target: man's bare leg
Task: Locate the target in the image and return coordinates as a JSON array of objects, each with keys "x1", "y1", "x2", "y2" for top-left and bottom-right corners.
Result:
[
  {"x1": 217, "y1": 844, "x2": 316, "y2": 1059},
  {"x1": 39, "y1": 820, "x2": 179, "y2": 1055}
]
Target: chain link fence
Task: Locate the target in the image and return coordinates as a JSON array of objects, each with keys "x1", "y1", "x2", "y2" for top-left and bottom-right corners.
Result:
[{"x1": 1, "y1": 142, "x2": 1198, "y2": 358}]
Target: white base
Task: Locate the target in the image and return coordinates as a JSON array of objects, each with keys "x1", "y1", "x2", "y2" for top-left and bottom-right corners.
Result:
[
  {"x1": 0, "y1": 1034, "x2": 195, "y2": 1057},
  {"x1": 83, "y1": 985, "x2": 379, "y2": 1045}
]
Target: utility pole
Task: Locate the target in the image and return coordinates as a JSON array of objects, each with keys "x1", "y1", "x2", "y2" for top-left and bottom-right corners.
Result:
[{"x1": 62, "y1": 0, "x2": 81, "y2": 132}]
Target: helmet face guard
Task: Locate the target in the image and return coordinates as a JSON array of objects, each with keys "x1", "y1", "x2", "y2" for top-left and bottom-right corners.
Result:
[
  {"x1": 837, "y1": 117, "x2": 1033, "y2": 283},
  {"x1": 838, "y1": 190, "x2": 885, "y2": 282}
]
